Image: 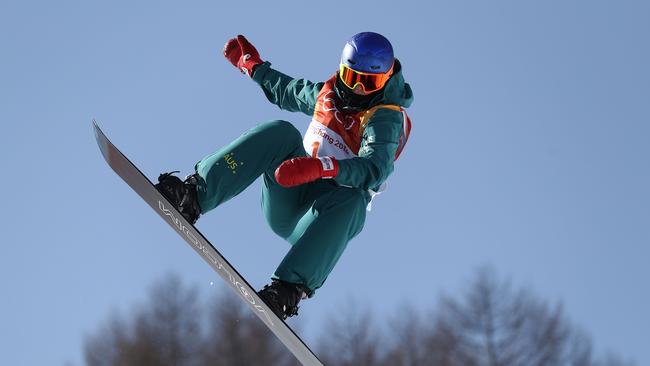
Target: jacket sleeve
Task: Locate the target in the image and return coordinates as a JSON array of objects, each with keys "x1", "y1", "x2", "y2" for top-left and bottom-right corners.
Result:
[
  {"x1": 334, "y1": 109, "x2": 403, "y2": 190},
  {"x1": 252, "y1": 61, "x2": 323, "y2": 116}
]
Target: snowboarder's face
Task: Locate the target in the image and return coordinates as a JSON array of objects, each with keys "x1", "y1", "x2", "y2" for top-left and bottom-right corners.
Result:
[{"x1": 352, "y1": 83, "x2": 372, "y2": 96}]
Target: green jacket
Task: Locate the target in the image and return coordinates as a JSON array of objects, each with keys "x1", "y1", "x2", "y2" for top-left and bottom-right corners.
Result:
[{"x1": 252, "y1": 60, "x2": 413, "y2": 191}]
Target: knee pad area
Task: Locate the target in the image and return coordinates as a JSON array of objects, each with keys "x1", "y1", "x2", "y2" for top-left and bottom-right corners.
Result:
[{"x1": 262, "y1": 120, "x2": 303, "y2": 146}]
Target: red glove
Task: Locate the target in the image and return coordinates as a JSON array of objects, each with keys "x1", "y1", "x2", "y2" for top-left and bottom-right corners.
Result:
[
  {"x1": 275, "y1": 157, "x2": 339, "y2": 188},
  {"x1": 223, "y1": 35, "x2": 264, "y2": 77}
]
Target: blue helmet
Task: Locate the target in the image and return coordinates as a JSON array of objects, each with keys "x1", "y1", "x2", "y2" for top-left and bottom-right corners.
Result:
[{"x1": 340, "y1": 32, "x2": 394, "y2": 74}]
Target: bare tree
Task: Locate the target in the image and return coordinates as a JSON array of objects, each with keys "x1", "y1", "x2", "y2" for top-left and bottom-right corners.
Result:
[
  {"x1": 84, "y1": 273, "x2": 202, "y2": 366},
  {"x1": 318, "y1": 304, "x2": 383, "y2": 366},
  {"x1": 84, "y1": 268, "x2": 635, "y2": 366},
  {"x1": 84, "y1": 312, "x2": 128, "y2": 366},
  {"x1": 320, "y1": 267, "x2": 634, "y2": 366},
  {"x1": 425, "y1": 267, "x2": 589, "y2": 366},
  {"x1": 84, "y1": 275, "x2": 299, "y2": 366},
  {"x1": 201, "y1": 291, "x2": 297, "y2": 366},
  {"x1": 382, "y1": 307, "x2": 438, "y2": 366}
]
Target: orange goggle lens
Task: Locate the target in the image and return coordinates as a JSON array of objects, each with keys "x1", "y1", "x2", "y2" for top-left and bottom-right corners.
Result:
[{"x1": 339, "y1": 63, "x2": 393, "y2": 93}]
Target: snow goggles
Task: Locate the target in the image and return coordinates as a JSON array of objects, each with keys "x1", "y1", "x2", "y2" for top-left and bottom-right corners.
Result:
[{"x1": 338, "y1": 63, "x2": 394, "y2": 93}]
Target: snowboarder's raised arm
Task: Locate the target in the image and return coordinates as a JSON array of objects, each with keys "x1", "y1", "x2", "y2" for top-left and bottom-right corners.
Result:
[
  {"x1": 251, "y1": 62, "x2": 323, "y2": 116},
  {"x1": 223, "y1": 35, "x2": 322, "y2": 116}
]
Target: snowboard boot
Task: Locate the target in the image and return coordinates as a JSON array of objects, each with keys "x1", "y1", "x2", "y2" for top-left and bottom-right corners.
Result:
[
  {"x1": 155, "y1": 171, "x2": 202, "y2": 224},
  {"x1": 258, "y1": 280, "x2": 309, "y2": 320}
]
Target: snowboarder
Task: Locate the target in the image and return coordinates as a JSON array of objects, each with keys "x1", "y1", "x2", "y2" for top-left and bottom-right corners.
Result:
[{"x1": 155, "y1": 32, "x2": 413, "y2": 320}]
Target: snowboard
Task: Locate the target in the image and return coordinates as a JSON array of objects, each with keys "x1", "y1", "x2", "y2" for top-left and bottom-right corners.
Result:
[{"x1": 92, "y1": 120, "x2": 323, "y2": 366}]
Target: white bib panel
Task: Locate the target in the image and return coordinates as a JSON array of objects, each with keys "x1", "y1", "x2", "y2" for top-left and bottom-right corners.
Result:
[{"x1": 303, "y1": 120, "x2": 357, "y2": 160}]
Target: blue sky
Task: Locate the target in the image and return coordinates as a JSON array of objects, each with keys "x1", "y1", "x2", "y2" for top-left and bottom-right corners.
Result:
[{"x1": 1, "y1": 0, "x2": 649, "y2": 364}]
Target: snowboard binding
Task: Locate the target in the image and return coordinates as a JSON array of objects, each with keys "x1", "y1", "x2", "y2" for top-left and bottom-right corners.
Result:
[
  {"x1": 258, "y1": 280, "x2": 309, "y2": 320},
  {"x1": 155, "y1": 171, "x2": 202, "y2": 224}
]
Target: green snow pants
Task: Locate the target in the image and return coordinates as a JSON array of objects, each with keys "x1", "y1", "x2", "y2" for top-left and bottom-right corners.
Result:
[{"x1": 194, "y1": 120, "x2": 368, "y2": 295}]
